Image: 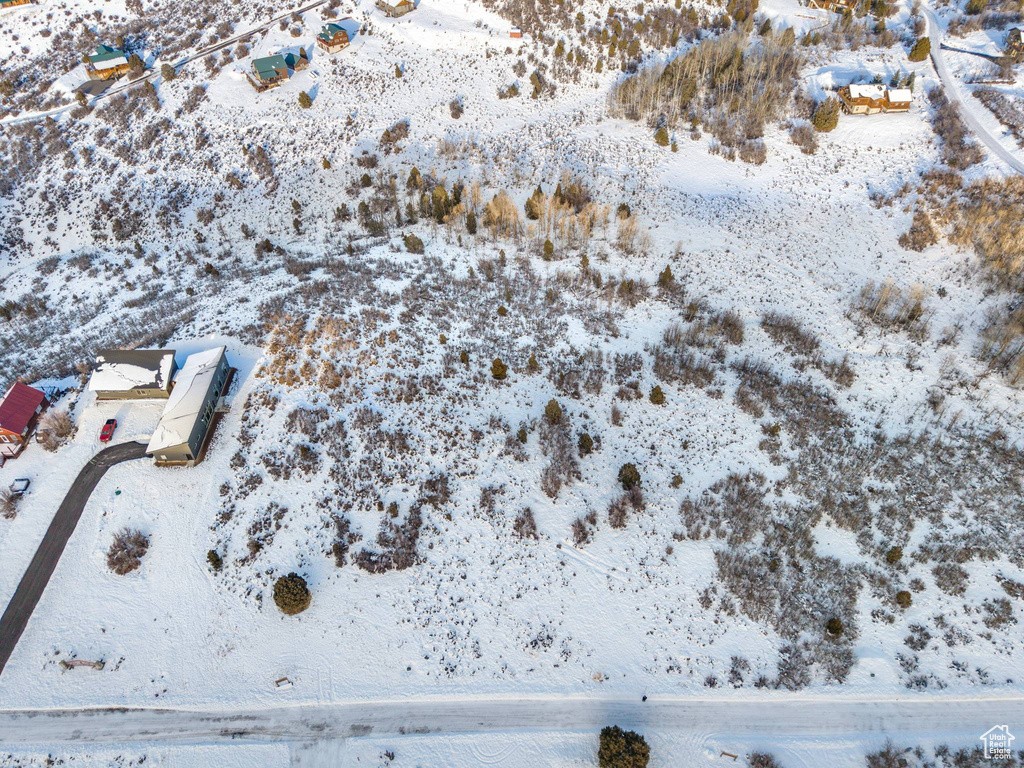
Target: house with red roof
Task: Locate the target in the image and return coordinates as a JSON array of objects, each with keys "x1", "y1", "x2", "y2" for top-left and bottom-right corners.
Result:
[{"x1": 0, "y1": 382, "x2": 47, "y2": 459}]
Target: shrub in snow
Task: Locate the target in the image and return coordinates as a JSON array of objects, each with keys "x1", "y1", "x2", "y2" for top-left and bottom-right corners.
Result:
[
  {"x1": 826, "y1": 617, "x2": 843, "y2": 636},
  {"x1": 273, "y1": 573, "x2": 311, "y2": 615},
  {"x1": 107, "y1": 528, "x2": 149, "y2": 575},
  {"x1": 895, "y1": 590, "x2": 912, "y2": 609},
  {"x1": 491, "y1": 357, "x2": 508, "y2": 380},
  {"x1": 543, "y1": 238, "x2": 554, "y2": 260},
  {"x1": 39, "y1": 409, "x2": 74, "y2": 451},
  {"x1": 160, "y1": 63, "x2": 175, "y2": 80},
  {"x1": 403, "y1": 233, "x2": 424, "y2": 254},
  {"x1": 649, "y1": 386, "x2": 665, "y2": 405},
  {"x1": 811, "y1": 98, "x2": 839, "y2": 133},
  {"x1": 578, "y1": 432, "x2": 594, "y2": 456},
  {"x1": 885, "y1": 546, "x2": 903, "y2": 565},
  {"x1": 1, "y1": 489, "x2": 19, "y2": 520},
  {"x1": 598, "y1": 725, "x2": 650, "y2": 768},
  {"x1": 897, "y1": 209, "x2": 937, "y2": 252},
  {"x1": 207, "y1": 550, "x2": 223, "y2": 571},
  {"x1": 908, "y1": 36, "x2": 930, "y2": 62},
  {"x1": 618, "y1": 463, "x2": 641, "y2": 490},
  {"x1": 544, "y1": 398, "x2": 563, "y2": 425},
  {"x1": 790, "y1": 123, "x2": 817, "y2": 154},
  {"x1": 749, "y1": 754, "x2": 782, "y2": 768},
  {"x1": 513, "y1": 508, "x2": 538, "y2": 539},
  {"x1": 654, "y1": 126, "x2": 669, "y2": 146},
  {"x1": 298, "y1": 91, "x2": 312, "y2": 109}
]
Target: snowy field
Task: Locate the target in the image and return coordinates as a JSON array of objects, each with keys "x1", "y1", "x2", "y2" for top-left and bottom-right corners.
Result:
[{"x1": 1, "y1": 0, "x2": 1023, "y2": 763}]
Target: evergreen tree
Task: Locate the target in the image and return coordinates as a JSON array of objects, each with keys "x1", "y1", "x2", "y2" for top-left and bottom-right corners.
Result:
[
  {"x1": 160, "y1": 63, "x2": 176, "y2": 80},
  {"x1": 618, "y1": 463, "x2": 641, "y2": 490},
  {"x1": 298, "y1": 90, "x2": 313, "y2": 108},
  {"x1": 491, "y1": 358, "x2": 508, "y2": 380},
  {"x1": 543, "y1": 238, "x2": 555, "y2": 260},
  {"x1": 811, "y1": 97, "x2": 840, "y2": 132},
  {"x1": 273, "y1": 573, "x2": 311, "y2": 615},
  {"x1": 544, "y1": 398, "x2": 563, "y2": 425},
  {"x1": 598, "y1": 726, "x2": 650, "y2": 768},
  {"x1": 465, "y1": 210, "x2": 477, "y2": 234},
  {"x1": 395, "y1": 63, "x2": 403, "y2": 78},
  {"x1": 649, "y1": 385, "x2": 665, "y2": 405},
  {"x1": 654, "y1": 126, "x2": 670, "y2": 146},
  {"x1": 908, "y1": 37, "x2": 931, "y2": 62}
]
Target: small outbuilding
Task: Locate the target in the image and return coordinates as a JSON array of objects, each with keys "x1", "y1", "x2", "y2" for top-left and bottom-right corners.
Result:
[
  {"x1": 376, "y1": 0, "x2": 414, "y2": 17},
  {"x1": 316, "y1": 23, "x2": 351, "y2": 53},
  {"x1": 510, "y1": 26, "x2": 523, "y2": 38},
  {"x1": 84, "y1": 45, "x2": 131, "y2": 80},
  {"x1": 89, "y1": 349, "x2": 177, "y2": 400},
  {"x1": 146, "y1": 347, "x2": 231, "y2": 467},
  {"x1": 0, "y1": 382, "x2": 47, "y2": 460}
]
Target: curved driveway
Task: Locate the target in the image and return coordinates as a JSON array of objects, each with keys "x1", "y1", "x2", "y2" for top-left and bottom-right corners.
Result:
[
  {"x1": 923, "y1": 5, "x2": 1024, "y2": 175},
  {"x1": 0, "y1": 440, "x2": 148, "y2": 676}
]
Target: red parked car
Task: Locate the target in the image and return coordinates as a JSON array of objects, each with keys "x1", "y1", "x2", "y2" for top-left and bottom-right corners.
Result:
[{"x1": 99, "y1": 418, "x2": 117, "y2": 443}]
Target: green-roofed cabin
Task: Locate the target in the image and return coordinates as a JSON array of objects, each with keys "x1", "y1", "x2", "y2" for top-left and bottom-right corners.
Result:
[
  {"x1": 84, "y1": 44, "x2": 131, "y2": 80},
  {"x1": 250, "y1": 54, "x2": 288, "y2": 89},
  {"x1": 316, "y1": 22, "x2": 351, "y2": 54}
]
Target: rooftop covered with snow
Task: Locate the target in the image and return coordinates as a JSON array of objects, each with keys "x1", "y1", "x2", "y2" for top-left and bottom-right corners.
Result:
[
  {"x1": 88, "y1": 349, "x2": 176, "y2": 395},
  {"x1": 146, "y1": 346, "x2": 226, "y2": 453}
]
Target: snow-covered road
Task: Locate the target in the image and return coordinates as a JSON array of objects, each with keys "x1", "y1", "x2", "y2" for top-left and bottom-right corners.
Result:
[
  {"x1": 923, "y1": 5, "x2": 1024, "y2": 175},
  {"x1": 1, "y1": 696, "x2": 1021, "y2": 745}
]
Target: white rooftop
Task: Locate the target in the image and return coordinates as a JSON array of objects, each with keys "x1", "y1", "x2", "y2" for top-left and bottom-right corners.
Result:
[
  {"x1": 887, "y1": 88, "x2": 913, "y2": 103},
  {"x1": 89, "y1": 350, "x2": 176, "y2": 393},
  {"x1": 147, "y1": 346, "x2": 226, "y2": 453},
  {"x1": 848, "y1": 83, "x2": 886, "y2": 100}
]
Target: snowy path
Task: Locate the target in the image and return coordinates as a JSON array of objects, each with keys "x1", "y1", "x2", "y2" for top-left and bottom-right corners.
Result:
[
  {"x1": 923, "y1": 4, "x2": 1024, "y2": 175},
  {"x1": 0, "y1": 696, "x2": 1021, "y2": 744}
]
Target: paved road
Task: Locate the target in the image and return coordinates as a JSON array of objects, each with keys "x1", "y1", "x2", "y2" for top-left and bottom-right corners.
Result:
[
  {"x1": 0, "y1": 696, "x2": 1021, "y2": 744},
  {"x1": 0, "y1": 0, "x2": 330, "y2": 126},
  {"x1": 0, "y1": 441, "x2": 148, "y2": 676},
  {"x1": 923, "y1": 5, "x2": 1024, "y2": 175}
]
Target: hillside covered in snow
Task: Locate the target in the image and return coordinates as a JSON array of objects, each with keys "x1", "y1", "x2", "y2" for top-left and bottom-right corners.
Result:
[{"x1": 1, "y1": 0, "x2": 1024, "y2": 763}]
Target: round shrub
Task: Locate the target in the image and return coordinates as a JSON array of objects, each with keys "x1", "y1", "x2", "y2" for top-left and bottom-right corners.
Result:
[
  {"x1": 578, "y1": 432, "x2": 594, "y2": 456},
  {"x1": 826, "y1": 617, "x2": 843, "y2": 637},
  {"x1": 107, "y1": 528, "x2": 149, "y2": 575},
  {"x1": 273, "y1": 572, "x2": 311, "y2": 615},
  {"x1": 298, "y1": 90, "x2": 312, "y2": 108},
  {"x1": 403, "y1": 233, "x2": 424, "y2": 254},
  {"x1": 491, "y1": 357, "x2": 508, "y2": 380},
  {"x1": 599, "y1": 725, "x2": 650, "y2": 768},
  {"x1": 895, "y1": 590, "x2": 912, "y2": 609},
  {"x1": 618, "y1": 463, "x2": 641, "y2": 490},
  {"x1": 649, "y1": 385, "x2": 665, "y2": 405},
  {"x1": 885, "y1": 546, "x2": 903, "y2": 565}
]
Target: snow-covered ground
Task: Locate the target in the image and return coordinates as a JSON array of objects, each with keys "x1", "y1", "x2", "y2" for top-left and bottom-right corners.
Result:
[{"x1": 1, "y1": 0, "x2": 1023, "y2": 763}]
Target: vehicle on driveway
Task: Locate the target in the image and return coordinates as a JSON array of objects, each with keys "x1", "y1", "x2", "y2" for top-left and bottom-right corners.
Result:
[{"x1": 99, "y1": 419, "x2": 117, "y2": 443}]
